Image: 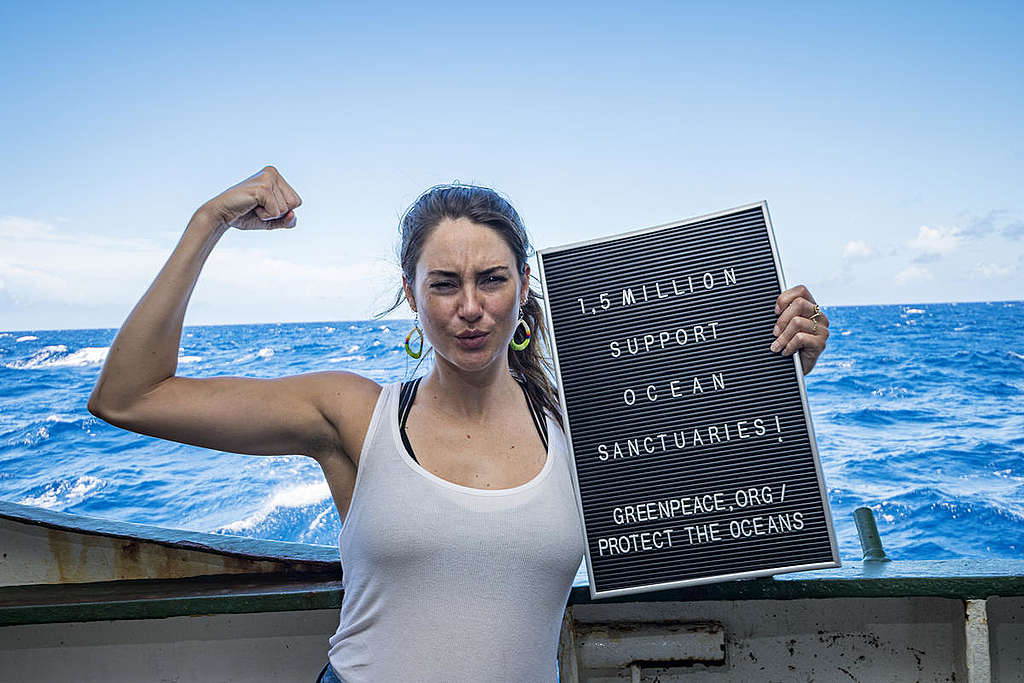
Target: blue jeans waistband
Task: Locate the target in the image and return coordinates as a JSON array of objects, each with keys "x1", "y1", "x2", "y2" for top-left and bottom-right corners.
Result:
[{"x1": 316, "y1": 661, "x2": 345, "y2": 683}]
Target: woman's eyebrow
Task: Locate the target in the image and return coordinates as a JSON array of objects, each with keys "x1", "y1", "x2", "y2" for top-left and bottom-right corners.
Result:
[{"x1": 426, "y1": 266, "x2": 511, "y2": 278}]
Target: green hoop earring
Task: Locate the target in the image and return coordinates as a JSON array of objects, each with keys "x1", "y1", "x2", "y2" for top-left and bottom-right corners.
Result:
[
  {"x1": 405, "y1": 314, "x2": 423, "y2": 359},
  {"x1": 509, "y1": 317, "x2": 531, "y2": 351}
]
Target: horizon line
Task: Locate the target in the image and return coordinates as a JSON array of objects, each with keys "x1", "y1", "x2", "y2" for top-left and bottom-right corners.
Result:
[{"x1": 2, "y1": 298, "x2": 1021, "y2": 335}]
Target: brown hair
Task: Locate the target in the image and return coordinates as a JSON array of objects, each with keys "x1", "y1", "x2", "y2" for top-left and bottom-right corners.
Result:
[{"x1": 376, "y1": 183, "x2": 563, "y2": 428}]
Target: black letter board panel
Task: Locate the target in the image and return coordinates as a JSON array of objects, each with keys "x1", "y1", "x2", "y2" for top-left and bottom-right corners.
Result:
[{"x1": 537, "y1": 202, "x2": 839, "y2": 599}]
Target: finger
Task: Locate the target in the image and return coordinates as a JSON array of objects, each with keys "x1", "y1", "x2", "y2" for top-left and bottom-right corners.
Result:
[
  {"x1": 773, "y1": 298, "x2": 829, "y2": 336},
  {"x1": 263, "y1": 181, "x2": 288, "y2": 221},
  {"x1": 774, "y1": 284, "x2": 816, "y2": 314},
  {"x1": 263, "y1": 209, "x2": 297, "y2": 230},
  {"x1": 277, "y1": 175, "x2": 302, "y2": 208},
  {"x1": 255, "y1": 166, "x2": 285, "y2": 219},
  {"x1": 782, "y1": 330, "x2": 827, "y2": 358},
  {"x1": 771, "y1": 316, "x2": 828, "y2": 354},
  {"x1": 253, "y1": 187, "x2": 274, "y2": 221}
]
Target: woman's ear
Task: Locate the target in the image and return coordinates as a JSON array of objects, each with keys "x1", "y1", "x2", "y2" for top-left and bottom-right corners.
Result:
[{"x1": 402, "y1": 274, "x2": 416, "y2": 313}]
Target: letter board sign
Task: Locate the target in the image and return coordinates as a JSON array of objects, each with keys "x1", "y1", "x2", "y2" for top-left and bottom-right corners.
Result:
[{"x1": 537, "y1": 202, "x2": 840, "y2": 599}]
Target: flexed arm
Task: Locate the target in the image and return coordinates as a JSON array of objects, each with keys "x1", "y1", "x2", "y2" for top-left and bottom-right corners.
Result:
[{"x1": 87, "y1": 167, "x2": 378, "y2": 460}]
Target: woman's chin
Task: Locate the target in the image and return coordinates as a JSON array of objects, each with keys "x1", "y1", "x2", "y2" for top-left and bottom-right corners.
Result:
[{"x1": 437, "y1": 344, "x2": 504, "y2": 373}]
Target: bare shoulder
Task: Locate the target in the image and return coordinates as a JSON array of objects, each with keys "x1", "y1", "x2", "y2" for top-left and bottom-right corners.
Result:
[{"x1": 302, "y1": 371, "x2": 382, "y2": 465}]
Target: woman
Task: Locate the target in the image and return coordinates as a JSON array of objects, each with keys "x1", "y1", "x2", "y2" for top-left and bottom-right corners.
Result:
[{"x1": 88, "y1": 166, "x2": 830, "y2": 682}]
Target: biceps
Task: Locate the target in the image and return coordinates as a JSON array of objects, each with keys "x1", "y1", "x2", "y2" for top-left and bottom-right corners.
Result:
[{"x1": 101, "y1": 375, "x2": 336, "y2": 457}]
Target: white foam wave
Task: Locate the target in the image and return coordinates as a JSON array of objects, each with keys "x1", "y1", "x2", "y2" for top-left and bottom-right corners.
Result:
[
  {"x1": 21, "y1": 425, "x2": 50, "y2": 443},
  {"x1": 12, "y1": 345, "x2": 109, "y2": 369},
  {"x1": 17, "y1": 475, "x2": 106, "y2": 509},
  {"x1": 309, "y1": 505, "x2": 332, "y2": 531},
  {"x1": 346, "y1": 344, "x2": 360, "y2": 353},
  {"x1": 57, "y1": 346, "x2": 109, "y2": 366},
  {"x1": 323, "y1": 326, "x2": 335, "y2": 333},
  {"x1": 232, "y1": 346, "x2": 276, "y2": 364},
  {"x1": 904, "y1": 308, "x2": 925, "y2": 314},
  {"x1": 4, "y1": 344, "x2": 65, "y2": 369},
  {"x1": 841, "y1": 330, "x2": 851, "y2": 336},
  {"x1": 327, "y1": 355, "x2": 366, "y2": 363},
  {"x1": 217, "y1": 481, "x2": 330, "y2": 533},
  {"x1": 16, "y1": 335, "x2": 38, "y2": 342},
  {"x1": 1010, "y1": 351, "x2": 1024, "y2": 360},
  {"x1": 177, "y1": 355, "x2": 203, "y2": 364}
]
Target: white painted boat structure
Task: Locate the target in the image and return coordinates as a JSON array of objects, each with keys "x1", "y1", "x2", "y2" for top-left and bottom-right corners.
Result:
[{"x1": 1, "y1": 500, "x2": 1021, "y2": 682}]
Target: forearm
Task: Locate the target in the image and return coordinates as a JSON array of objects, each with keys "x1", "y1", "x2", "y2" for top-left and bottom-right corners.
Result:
[{"x1": 88, "y1": 207, "x2": 229, "y2": 414}]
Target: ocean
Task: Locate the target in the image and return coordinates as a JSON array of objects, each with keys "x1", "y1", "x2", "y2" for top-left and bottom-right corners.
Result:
[{"x1": 2, "y1": 301, "x2": 1022, "y2": 585}]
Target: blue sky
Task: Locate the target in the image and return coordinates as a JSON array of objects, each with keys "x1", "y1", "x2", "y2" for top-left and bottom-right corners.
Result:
[{"x1": 2, "y1": 1, "x2": 1022, "y2": 331}]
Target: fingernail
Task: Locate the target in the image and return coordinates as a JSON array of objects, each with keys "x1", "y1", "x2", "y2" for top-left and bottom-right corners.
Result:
[
  {"x1": 774, "y1": 304, "x2": 781, "y2": 314},
  {"x1": 770, "y1": 341, "x2": 781, "y2": 352}
]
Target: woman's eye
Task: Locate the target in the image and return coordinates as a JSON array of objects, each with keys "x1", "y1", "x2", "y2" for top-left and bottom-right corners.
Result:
[
  {"x1": 484, "y1": 276, "x2": 507, "y2": 285},
  {"x1": 431, "y1": 281, "x2": 456, "y2": 290}
]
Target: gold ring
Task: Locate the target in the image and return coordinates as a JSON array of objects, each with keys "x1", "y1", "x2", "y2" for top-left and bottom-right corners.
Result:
[
  {"x1": 812, "y1": 320, "x2": 818, "y2": 334},
  {"x1": 809, "y1": 304, "x2": 822, "y2": 321}
]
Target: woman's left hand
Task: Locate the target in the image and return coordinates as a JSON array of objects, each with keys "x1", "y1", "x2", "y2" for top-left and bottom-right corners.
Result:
[{"x1": 771, "y1": 285, "x2": 829, "y2": 375}]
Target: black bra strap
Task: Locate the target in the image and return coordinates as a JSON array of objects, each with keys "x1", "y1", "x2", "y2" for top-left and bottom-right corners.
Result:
[
  {"x1": 399, "y1": 376, "x2": 423, "y2": 462},
  {"x1": 399, "y1": 376, "x2": 548, "y2": 463},
  {"x1": 514, "y1": 379, "x2": 549, "y2": 451}
]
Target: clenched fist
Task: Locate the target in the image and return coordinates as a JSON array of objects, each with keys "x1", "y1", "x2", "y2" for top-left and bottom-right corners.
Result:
[{"x1": 198, "y1": 165, "x2": 302, "y2": 231}]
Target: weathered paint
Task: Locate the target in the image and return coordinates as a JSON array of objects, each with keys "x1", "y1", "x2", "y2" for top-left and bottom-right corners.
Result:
[
  {"x1": 3, "y1": 499, "x2": 1024, "y2": 681},
  {"x1": 965, "y1": 599, "x2": 991, "y2": 683},
  {"x1": 0, "y1": 607, "x2": 342, "y2": 683},
  {"x1": 562, "y1": 598, "x2": 968, "y2": 681},
  {"x1": 988, "y1": 596, "x2": 1023, "y2": 682},
  {"x1": 1, "y1": 499, "x2": 336, "y2": 587}
]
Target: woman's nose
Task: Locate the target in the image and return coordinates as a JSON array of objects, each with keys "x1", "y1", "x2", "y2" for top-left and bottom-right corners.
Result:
[{"x1": 458, "y1": 286, "x2": 483, "y2": 320}]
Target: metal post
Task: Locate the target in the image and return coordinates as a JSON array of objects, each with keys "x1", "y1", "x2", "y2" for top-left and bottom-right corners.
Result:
[
  {"x1": 557, "y1": 606, "x2": 580, "y2": 682},
  {"x1": 965, "y1": 599, "x2": 991, "y2": 683},
  {"x1": 853, "y1": 507, "x2": 891, "y2": 561}
]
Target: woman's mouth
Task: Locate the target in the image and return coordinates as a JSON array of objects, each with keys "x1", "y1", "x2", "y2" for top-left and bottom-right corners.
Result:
[{"x1": 455, "y1": 330, "x2": 488, "y2": 350}]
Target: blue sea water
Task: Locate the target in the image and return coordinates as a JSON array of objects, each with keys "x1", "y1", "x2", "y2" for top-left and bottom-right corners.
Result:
[{"x1": 1, "y1": 301, "x2": 1022, "y2": 576}]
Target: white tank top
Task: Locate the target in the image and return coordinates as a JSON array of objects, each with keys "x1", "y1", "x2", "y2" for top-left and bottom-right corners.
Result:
[{"x1": 328, "y1": 381, "x2": 586, "y2": 682}]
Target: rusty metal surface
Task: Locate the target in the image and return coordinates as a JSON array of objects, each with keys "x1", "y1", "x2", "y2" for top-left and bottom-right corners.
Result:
[
  {"x1": 0, "y1": 572, "x2": 341, "y2": 626},
  {"x1": 567, "y1": 597, "x2": 968, "y2": 681},
  {"x1": 1, "y1": 499, "x2": 339, "y2": 588}
]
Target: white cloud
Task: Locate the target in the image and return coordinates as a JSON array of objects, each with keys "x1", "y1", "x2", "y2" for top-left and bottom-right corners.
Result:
[
  {"x1": 842, "y1": 240, "x2": 874, "y2": 260},
  {"x1": 1, "y1": 215, "x2": 59, "y2": 241},
  {"x1": 908, "y1": 225, "x2": 962, "y2": 256},
  {"x1": 0, "y1": 215, "x2": 404, "y2": 325},
  {"x1": 894, "y1": 265, "x2": 933, "y2": 285},
  {"x1": 970, "y1": 262, "x2": 1014, "y2": 280}
]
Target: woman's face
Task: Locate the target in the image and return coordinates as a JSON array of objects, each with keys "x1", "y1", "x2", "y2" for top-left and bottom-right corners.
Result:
[{"x1": 404, "y1": 217, "x2": 530, "y2": 374}]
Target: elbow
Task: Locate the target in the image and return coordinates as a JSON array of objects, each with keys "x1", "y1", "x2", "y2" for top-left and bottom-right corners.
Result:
[
  {"x1": 87, "y1": 388, "x2": 127, "y2": 424},
  {"x1": 87, "y1": 397, "x2": 112, "y2": 422},
  {"x1": 87, "y1": 399, "x2": 103, "y2": 418}
]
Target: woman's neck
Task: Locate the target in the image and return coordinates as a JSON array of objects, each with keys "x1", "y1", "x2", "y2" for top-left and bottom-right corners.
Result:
[{"x1": 421, "y1": 356, "x2": 518, "y2": 421}]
